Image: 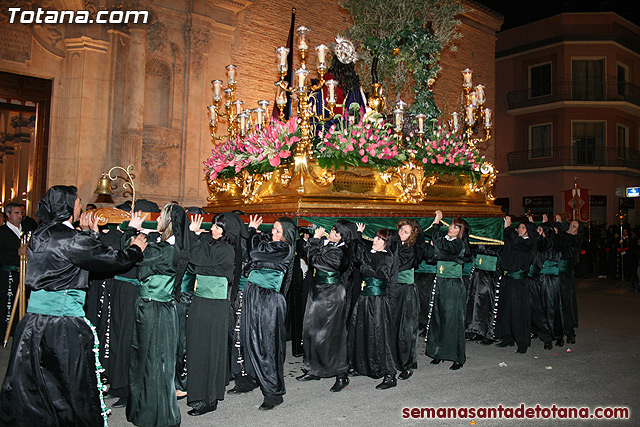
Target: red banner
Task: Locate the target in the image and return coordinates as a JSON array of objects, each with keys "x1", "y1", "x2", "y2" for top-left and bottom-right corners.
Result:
[{"x1": 564, "y1": 187, "x2": 589, "y2": 221}]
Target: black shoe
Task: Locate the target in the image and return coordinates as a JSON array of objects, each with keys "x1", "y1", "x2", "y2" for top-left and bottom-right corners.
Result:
[
  {"x1": 375, "y1": 374, "x2": 397, "y2": 390},
  {"x1": 516, "y1": 346, "x2": 527, "y2": 354},
  {"x1": 330, "y1": 374, "x2": 349, "y2": 392},
  {"x1": 480, "y1": 338, "x2": 494, "y2": 345},
  {"x1": 450, "y1": 362, "x2": 463, "y2": 370},
  {"x1": 496, "y1": 340, "x2": 515, "y2": 347},
  {"x1": 296, "y1": 373, "x2": 321, "y2": 381},
  {"x1": 544, "y1": 341, "x2": 553, "y2": 350},
  {"x1": 398, "y1": 370, "x2": 413, "y2": 380},
  {"x1": 187, "y1": 401, "x2": 217, "y2": 416},
  {"x1": 347, "y1": 369, "x2": 361, "y2": 377},
  {"x1": 465, "y1": 332, "x2": 478, "y2": 341},
  {"x1": 418, "y1": 328, "x2": 427, "y2": 337},
  {"x1": 176, "y1": 393, "x2": 187, "y2": 400},
  {"x1": 111, "y1": 397, "x2": 127, "y2": 408},
  {"x1": 259, "y1": 396, "x2": 283, "y2": 410},
  {"x1": 430, "y1": 358, "x2": 441, "y2": 365},
  {"x1": 566, "y1": 335, "x2": 576, "y2": 344},
  {"x1": 102, "y1": 390, "x2": 118, "y2": 400},
  {"x1": 227, "y1": 386, "x2": 255, "y2": 395},
  {"x1": 531, "y1": 331, "x2": 538, "y2": 339},
  {"x1": 556, "y1": 338, "x2": 564, "y2": 347}
]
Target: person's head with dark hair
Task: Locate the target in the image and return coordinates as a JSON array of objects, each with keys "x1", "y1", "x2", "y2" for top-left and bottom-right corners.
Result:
[
  {"x1": 36, "y1": 186, "x2": 80, "y2": 224},
  {"x1": 5, "y1": 202, "x2": 23, "y2": 227},
  {"x1": 397, "y1": 219, "x2": 418, "y2": 247},
  {"x1": 211, "y1": 213, "x2": 231, "y2": 244},
  {"x1": 274, "y1": 217, "x2": 297, "y2": 247},
  {"x1": 448, "y1": 218, "x2": 465, "y2": 240},
  {"x1": 373, "y1": 228, "x2": 390, "y2": 251},
  {"x1": 327, "y1": 58, "x2": 361, "y2": 94}
]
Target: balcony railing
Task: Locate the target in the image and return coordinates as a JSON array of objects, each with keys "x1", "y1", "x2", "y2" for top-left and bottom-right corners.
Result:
[
  {"x1": 506, "y1": 146, "x2": 640, "y2": 171},
  {"x1": 507, "y1": 80, "x2": 640, "y2": 110}
]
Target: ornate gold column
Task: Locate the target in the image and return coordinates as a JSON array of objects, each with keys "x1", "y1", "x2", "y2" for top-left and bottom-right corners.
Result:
[{"x1": 121, "y1": 27, "x2": 147, "y2": 173}]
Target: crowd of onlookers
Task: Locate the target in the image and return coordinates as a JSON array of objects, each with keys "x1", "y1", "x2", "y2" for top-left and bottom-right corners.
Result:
[{"x1": 576, "y1": 223, "x2": 640, "y2": 291}]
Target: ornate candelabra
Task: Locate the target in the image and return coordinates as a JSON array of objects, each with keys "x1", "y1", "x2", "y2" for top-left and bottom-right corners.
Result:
[
  {"x1": 208, "y1": 65, "x2": 271, "y2": 142},
  {"x1": 448, "y1": 68, "x2": 493, "y2": 148}
]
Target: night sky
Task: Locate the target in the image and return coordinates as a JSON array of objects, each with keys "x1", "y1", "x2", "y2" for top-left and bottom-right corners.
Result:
[{"x1": 478, "y1": 0, "x2": 639, "y2": 31}]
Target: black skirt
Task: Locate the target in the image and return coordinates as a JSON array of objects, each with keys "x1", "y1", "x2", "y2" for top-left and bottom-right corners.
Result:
[
  {"x1": 466, "y1": 269, "x2": 500, "y2": 339},
  {"x1": 496, "y1": 276, "x2": 531, "y2": 348},
  {"x1": 392, "y1": 283, "x2": 419, "y2": 371},
  {"x1": 348, "y1": 295, "x2": 396, "y2": 379},
  {"x1": 175, "y1": 291, "x2": 193, "y2": 392},
  {"x1": 107, "y1": 278, "x2": 139, "y2": 394},
  {"x1": 0, "y1": 313, "x2": 104, "y2": 427},
  {"x1": 186, "y1": 296, "x2": 229, "y2": 405},
  {"x1": 302, "y1": 280, "x2": 349, "y2": 377},
  {"x1": 241, "y1": 282, "x2": 287, "y2": 398}
]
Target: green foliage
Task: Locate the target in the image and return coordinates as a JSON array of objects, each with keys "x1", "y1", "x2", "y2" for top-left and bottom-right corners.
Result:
[{"x1": 340, "y1": 0, "x2": 464, "y2": 118}]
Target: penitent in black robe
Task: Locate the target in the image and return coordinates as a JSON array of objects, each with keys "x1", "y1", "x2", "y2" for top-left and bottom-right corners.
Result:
[
  {"x1": 348, "y1": 237, "x2": 396, "y2": 379},
  {"x1": 555, "y1": 223, "x2": 582, "y2": 339},
  {"x1": 186, "y1": 235, "x2": 234, "y2": 408},
  {"x1": 240, "y1": 229, "x2": 293, "y2": 399},
  {"x1": 496, "y1": 226, "x2": 537, "y2": 349},
  {"x1": 0, "y1": 222, "x2": 143, "y2": 427},
  {"x1": 393, "y1": 243, "x2": 420, "y2": 372},
  {"x1": 425, "y1": 224, "x2": 466, "y2": 364},
  {"x1": 302, "y1": 237, "x2": 349, "y2": 377}
]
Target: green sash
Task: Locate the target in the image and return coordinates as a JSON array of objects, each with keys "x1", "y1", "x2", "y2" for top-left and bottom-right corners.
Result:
[
  {"x1": 360, "y1": 277, "x2": 387, "y2": 296},
  {"x1": 2, "y1": 265, "x2": 18, "y2": 272},
  {"x1": 474, "y1": 254, "x2": 498, "y2": 272},
  {"x1": 436, "y1": 261, "x2": 462, "y2": 279},
  {"x1": 416, "y1": 261, "x2": 436, "y2": 274},
  {"x1": 558, "y1": 259, "x2": 572, "y2": 273},
  {"x1": 195, "y1": 275, "x2": 228, "y2": 299},
  {"x1": 27, "y1": 289, "x2": 86, "y2": 317},
  {"x1": 540, "y1": 261, "x2": 559, "y2": 275},
  {"x1": 505, "y1": 270, "x2": 527, "y2": 279},
  {"x1": 248, "y1": 268, "x2": 285, "y2": 292},
  {"x1": 397, "y1": 268, "x2": 415, "y2": 285},
  {"x1": 181, "y1": 271, "x2": 196, "y2": 293},
  {"x1": 238, "y1": 276, "x2": 248, "y2": 291},
  {"x1": 463, "y1": 262, "x2": 473, "y2": 276},
  {"x1": 528, "y1": 264, "x2": 540, "y2": 278},
  {"x1": 114, "y1": 275, "x2": 141, "y2": 286},
  {"x1": 140, "y1": 274, "x2": 174, "y2": 302},
  {"x1": 314, "y1": 270, "x2": 341, "y2": 284}
]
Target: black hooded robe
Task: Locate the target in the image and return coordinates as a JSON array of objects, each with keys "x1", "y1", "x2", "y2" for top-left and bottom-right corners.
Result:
[
  {"x1": 0, "y1": 186, "x2": 143, "y2": 427},
  {"x1": 465, "y1": 244, "x2": 502, "y2": 340}
]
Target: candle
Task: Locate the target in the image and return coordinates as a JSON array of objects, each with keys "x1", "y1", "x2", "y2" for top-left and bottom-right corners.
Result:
[
  {"x1": 226, "y1": 64, "x2": 237, "y2": 85},
  {"x1": 258, "y1": 100, "x2": 270, "y2": 110},
  {"x1": 316, "y1": 44, "x2": 328, "y2": 68},
  {"x1": 207, "y1": 105, "x2": 217, "y2": 125},
  {"x1": 223, "y1": 88, "x2": 232, "y2": 99},
  {"x1": 275, "y1": 83, "x2": 287, "y2": 106},
  {"x1": 211, "y1": 80, "x2": 223, "y2": 102},
  {"x1": 234, "y1": 100, "x2": 244, "y2": 116},
  {"x1": 295, "y1": 68, "x2": 309, "y2": 90},
  {"x1": 475, "y1": 84, "x2": 485, "y2": 104},
  {"x1": 462, "y1": 68, "x2": 473, "y2": 88},
  {"x1": 238, "y1": 111, "x2": 249, "y2": 135},
  {"x1": 325, "y1": 79, "x2": 338, "y2": 103},
  {"x1": 465, "y1": 104, "x2": 476, "y2": 126},
  {"x1": 296, "y1": 26, "x2": 310, "y2": 51},
  {"x1": 483, "y1": 108, "x2": 492, "y2": 128},
  {"x1": 415, "y1": 113, "x2": 426, "y2": 134},
  {"x1": 275, "y1": 47, "x2": 289, "y2": 72},
  {"x1": 451, "y1": 112, "x2": 460, "y2": 132},
  {"x1": 254, "y1": 108, "x2": 265, "y2": 129},
  {"x1": 393, "y1": 108, "x2": 404, "y2": 133},
  {"x1": 469, "y1": 91, "x2": 478, "y2": 106},
  {"x1": 396, "y1": 99, "x2": 408, "y2": 111}
]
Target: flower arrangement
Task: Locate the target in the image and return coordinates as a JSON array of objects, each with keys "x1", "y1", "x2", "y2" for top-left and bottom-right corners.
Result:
[
  {"x1": 314, "y1": 103, "x2": 405, "y2": 171},
  {"x1": 204, "y1": 117, "x2": 299, "y2": 180},
  {"x1": 404, "y1": 123, "x2": 486, "y2": 178}
]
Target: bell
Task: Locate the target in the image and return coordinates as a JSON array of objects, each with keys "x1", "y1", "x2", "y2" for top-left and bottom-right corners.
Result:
[{"x1": 94, "y1": 174, "x2": 114, "y2": 195}]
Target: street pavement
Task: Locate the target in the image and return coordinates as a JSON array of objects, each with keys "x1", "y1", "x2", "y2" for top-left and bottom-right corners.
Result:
[{"x1": 1, "y1": 277, "x2": 638, "y2": 426}]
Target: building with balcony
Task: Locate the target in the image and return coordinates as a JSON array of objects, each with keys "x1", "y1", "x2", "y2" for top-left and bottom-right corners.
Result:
[{"x1": 494, "y1": 12, "x2": 640, "y2": 225}]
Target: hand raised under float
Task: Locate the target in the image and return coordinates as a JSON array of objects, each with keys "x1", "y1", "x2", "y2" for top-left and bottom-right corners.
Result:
[
  {"x1": 189, "y1": 214, "x2": 204, "y2": 232},
  {"x1": 130, "y1": 233, "x2": 148, "y2": 251},
  {"x1": 129, "y1": 211, "x2": 147, "y2": 231},
  {"x1": 314, "y1": 227, "x2": 325, "y2": 239},
  {"x1": 249, "y1": 214, "x2": 263, "y2": 230},
  {"x1": 356, "y1": 222, "x2": 366, "y2": 233}
]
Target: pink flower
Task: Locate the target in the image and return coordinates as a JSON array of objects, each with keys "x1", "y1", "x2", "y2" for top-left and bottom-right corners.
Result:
[
  {"x1": 431, "y1": 159, "x2": 436, "y2": 164},
  {"x1": 362, "y1": 155, "x2": 369, "y2": 163},
  {"x1": 347, "y1": 144, "x2": 354, "y2": 151},
  {"x1": 269, "y1": 155, "x2": 281, "y2": 167},
  {"x1": 359, "y1": 149, "x2": 365, "y2": 156}
]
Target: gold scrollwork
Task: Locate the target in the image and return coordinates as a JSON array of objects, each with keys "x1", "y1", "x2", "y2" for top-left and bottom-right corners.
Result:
[{"x1": 234, "y1": 170, "x2": 273, "y2": 204}]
